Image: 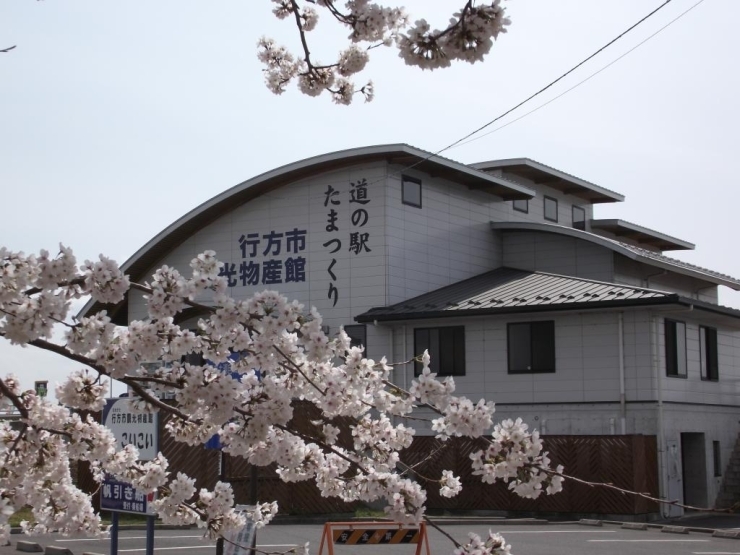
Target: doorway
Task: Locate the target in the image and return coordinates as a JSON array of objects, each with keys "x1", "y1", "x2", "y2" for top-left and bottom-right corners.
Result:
[{"x1": 681, "y1": 432, "x2": 707, "y2": 509}]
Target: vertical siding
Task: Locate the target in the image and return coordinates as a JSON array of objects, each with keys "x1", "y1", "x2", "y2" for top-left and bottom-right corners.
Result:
[
  {"x1": 502, "y1": 231, "x2": 614, "y2": 282},
  {"x1": 129, "y1": 163, "x2": 388, "y2": 333}
]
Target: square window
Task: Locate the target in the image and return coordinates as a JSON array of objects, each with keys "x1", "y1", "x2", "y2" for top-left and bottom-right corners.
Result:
[
  {"x1": 572, "y1": 205, "x2": 585, "y2": 230},
  {"x1": 402, "y1": 175, "x2": 422, "y2": 208},
  {"x1": 507, "y1": 321, "x2": 555, "y2": 373},
  {"x1": 344, "y1": 324, "x2": 367, "y2": 356},
  {"x1": 700, "y1": 326, "x2": 718, "y2": 381},
  {"x1": 513, "y1": 199, "x2": 529, "y2": 213},
  {"x1": 414, "y1": 326, "x2": 465, "y2": 377},
  {"x1": 544, "y1": 196, "x2": 558, "y2": 222},
  {"x1": 665, "y1": 319, "x2": 687, "y2": 377}
]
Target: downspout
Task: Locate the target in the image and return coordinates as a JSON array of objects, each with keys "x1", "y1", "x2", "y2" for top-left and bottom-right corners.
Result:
[
  {"x1": 402, "y1": 325, "x2": 408, "y2": 392},
  {"x1": 618, "y1": 312, "x2": 626, "y2": 435},
  {"x1": 652, "y1": 315, "x2": 669, "y2": 518}
]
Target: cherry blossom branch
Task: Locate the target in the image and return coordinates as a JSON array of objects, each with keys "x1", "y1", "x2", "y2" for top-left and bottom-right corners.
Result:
[
  {"x1": 0, "y1": 376, "x2": 28, "y2": 418},
  {"x1": 0, "y1": 45, "x2": 16, "y2": 53}
]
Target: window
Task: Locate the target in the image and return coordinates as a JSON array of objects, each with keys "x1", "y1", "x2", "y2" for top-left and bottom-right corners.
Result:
[
  {"x1": 513, "y1": 199, "x2": 528, "y2": 213},
  {"x1": 414, "y1": 326, "x2": 465, "y2": 376},
  {"x1": 507, "y1": 321, "x2": 555, "y2": 373},
  {"x1": 402, "y1": 175, "x2": 422, "y2": 208},
  {"x1": 713, "y1": 441, "x2": 722, "y2": 477},
  {"x1": 544, "y1": 196, "x2": 558, "y2": 222},
  {"x1": 344, "y1": 324, "x2": 367, "y2": 355},
  {"x1": 665, "y1": 319, "x2": 687, "y2": 377},
  {"x1": 700, "y1": 326, "x2": 719, "y2": 381},
  {"x1": 572, "y1": 205, "x2": 586, "y2": 230}
]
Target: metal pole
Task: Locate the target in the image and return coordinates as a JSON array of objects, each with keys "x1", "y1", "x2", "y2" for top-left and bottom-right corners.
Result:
[
  {"x1": 110, "y1": 512, "x2": 119, "y2": 555},
  {"x1": 216, "y1": 451, "x2": 225, "y2": 555},
  {"x1": 250, "y1": 464, "x2": 257, "y2": 555},
  {"x1": 146, "y1": 515, "x2": 155, "y2": 555}
]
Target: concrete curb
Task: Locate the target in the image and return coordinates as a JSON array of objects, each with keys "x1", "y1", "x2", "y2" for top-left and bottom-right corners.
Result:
[
  {"x1": 661, "y1": 526, "x2": 689, "y2": 534},
  {"x1": 713, "y1": 530, "x2": 740, "y2": 539},
  {"x1": 44, "y1": 547, "x2": 73, "y2": 555},
  {"x1": 15, "y1": 541, "x2": 43, "y2": 553},
  {"x1": 578, "y1": 519, "x2": 603, "y2": 527},
  {"x1": 621, "y1": 522, "x2": 648, "y2": 530}
]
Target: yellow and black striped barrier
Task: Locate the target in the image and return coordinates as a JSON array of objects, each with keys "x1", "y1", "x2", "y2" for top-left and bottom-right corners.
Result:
[{"x1": 318, "y1": 522, "x2": 430, "y2": 555}]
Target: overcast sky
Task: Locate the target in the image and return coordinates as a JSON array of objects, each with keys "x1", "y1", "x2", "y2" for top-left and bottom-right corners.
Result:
[{"x1": 2, "y1": 0, "x2": 738, "y2": 395}]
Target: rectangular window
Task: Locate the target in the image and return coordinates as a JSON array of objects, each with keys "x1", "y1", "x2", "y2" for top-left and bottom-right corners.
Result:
[
  {"x1": 344, "y1": 324, "x2": 367, "y2": 355},
  {"x1": 713, "y1": 441, "x2": 722, "y2": 477},
  {"x1": 700, "y1": 326, "x2": 719, "y2": 381},
  {"x1": 544, "y1": 196, "x2": 558, "y2": 222},
  {"x1": 665, "y1": 319, "x2": 687, "y2": 377},
  {"x1": 507, "y1": 321, "x2": 555, "y2": 373},
  {"x1": 402, "y1": 175, "x2": 422, "y2": 208},
  {"x1": 572, "y1": 205, "x2": 586, "y2": 230},
  {"x1": 414, "y1": 326, "x2": 465, "y2": 377},
  {"x1": 513, "y1": 199, "x2": 529, "y2": 213}
]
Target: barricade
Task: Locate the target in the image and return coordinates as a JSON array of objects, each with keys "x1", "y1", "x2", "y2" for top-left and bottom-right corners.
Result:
[{"x1": 318, "y1": 522, "x2": 430, "y2": 555}]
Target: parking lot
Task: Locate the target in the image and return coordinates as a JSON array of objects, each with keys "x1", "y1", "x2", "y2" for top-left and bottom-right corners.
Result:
[{"x1": 4, "y1": 520, "x2": 740, "y2": 555}]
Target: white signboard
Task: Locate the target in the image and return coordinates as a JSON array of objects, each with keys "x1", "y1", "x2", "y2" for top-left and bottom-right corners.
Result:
[
  {"x1": 223, "y1": 505, "x2": 256, "y2": 555},
  {"x1": 103, "y1": 398, "x2": 159, "y2": 461}
]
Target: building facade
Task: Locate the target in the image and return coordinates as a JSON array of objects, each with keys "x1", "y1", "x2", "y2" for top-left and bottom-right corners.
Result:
[{"x1": 90, "y1": 145, "x2": 740, "y2": 516}]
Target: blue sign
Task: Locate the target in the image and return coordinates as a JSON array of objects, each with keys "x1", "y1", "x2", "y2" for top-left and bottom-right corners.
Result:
[{"x1": 101, "y1": 475, "x2": 155, "y2": 515}]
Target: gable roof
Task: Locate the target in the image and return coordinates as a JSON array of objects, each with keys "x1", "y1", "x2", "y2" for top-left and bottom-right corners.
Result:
[
  {"x1": 79, "y1": 144, "x2": 535, "y2": 323},
  {"x1": 491, "y1": 221, "x2": 740, "y2": 291},
  {"x1": 356, "y1": 268, "x2": 740, "y2": 323},
  {"x1": 470, "y1": 158, "x2": 625, "y2": 204}
]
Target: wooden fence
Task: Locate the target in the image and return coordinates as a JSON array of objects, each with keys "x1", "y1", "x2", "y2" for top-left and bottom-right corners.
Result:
[{"x1": 77, "y1": 405, "x2": 658, "y2": 516}]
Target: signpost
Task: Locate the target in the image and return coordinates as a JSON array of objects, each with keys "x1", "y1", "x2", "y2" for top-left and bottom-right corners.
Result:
[
  {"x1": 102, "y1": 398, "x2": 159, "y2": 555},
  {"x1": 222, "y1": 505, "x2": 257, "y2": 555}
]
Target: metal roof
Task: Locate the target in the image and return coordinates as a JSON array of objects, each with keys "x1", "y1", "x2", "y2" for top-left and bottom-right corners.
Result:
[
  {"x1": 470, "y1": 158, "x2": 625, "y2": 204},
  {"x1": 492, "y1": 221, "x2": 740, "y2": 291},
  {"x1": 590, "y1": 219, "x2": 694, "y2": 251},
  {"x1": 79, "y1": 144, "x2": 535, "y2": 323},
  {"x1": 356, "y1": 268, "x2": 678, "y2": 322}
]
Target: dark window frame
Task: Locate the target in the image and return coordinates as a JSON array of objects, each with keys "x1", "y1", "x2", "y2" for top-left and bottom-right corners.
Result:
[
  {"x1": 344, "y1": 324, "x2": 367, "y2": 356},
  {"x1": 572, "y1": 205, "x2": 586, "y2": 230},
  {"x1": 713, "y1": 441, "x2": 722, "y2": 477},
  {"x1": 507, "y1": 321, "x2": 556, "y2": 374},
  {"x1": 401, "y1": 175, "x2": 422, "y2": 208},
  {"x1": 665, "y1": 319, "x2": 687, "y2": 378},
  {"x1": 513, "y1": 199, "x2": 529, "y2": 213},
  {"x1": 413, "y1": 326, "x2": 466, "y2": 377},
  {"x1": 544, "y1": 196, "x2": 558, "y2": 222},
  {"x1": 700, "y1": 326, "x2": 719, "y2": 381}
]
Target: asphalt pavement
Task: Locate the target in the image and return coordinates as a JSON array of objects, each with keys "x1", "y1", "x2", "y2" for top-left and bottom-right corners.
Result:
[{"x1": 4, "y1": 518, "x2": 740, "y2": 555}]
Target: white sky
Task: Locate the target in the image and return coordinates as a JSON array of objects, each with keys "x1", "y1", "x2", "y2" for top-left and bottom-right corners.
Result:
[{"x1": 2, "y1": 0, "x2": 739, "y2": 395}]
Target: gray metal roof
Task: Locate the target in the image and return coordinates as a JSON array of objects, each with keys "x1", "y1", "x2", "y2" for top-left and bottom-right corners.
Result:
[
  {"x1": 492, "y1": 221, "x2": 740, "y2": 291},
  {"x1": 470, "y1": 157, "x2": 625, "y2": 204},
  {"x1": 590, "y1": 219, "x2": 694, "y2": 251},
  {"x1": 356, "y1": 268, "x2": 679, "y2": 322}
]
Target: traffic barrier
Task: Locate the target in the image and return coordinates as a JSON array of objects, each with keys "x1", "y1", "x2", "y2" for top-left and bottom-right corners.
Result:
[{"x1": 318, "y1": 522, "x2": 430, "y2": 555}]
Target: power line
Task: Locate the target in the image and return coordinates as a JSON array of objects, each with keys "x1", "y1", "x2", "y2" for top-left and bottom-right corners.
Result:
[
  {"x1": 437, "y1": 0, "x2": 675, "y2": 154},
  {"x1": 451, "y1": 0, "x2": 707, "y2": 149}
]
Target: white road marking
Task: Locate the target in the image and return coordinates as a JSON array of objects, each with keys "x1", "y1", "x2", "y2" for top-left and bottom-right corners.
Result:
[
  {"x1": 57, "y1": 535, "x2": 204, "y2": 542},
  {"x1": 589, "y1": 539, "x2": 710, "y2": 543},
  {"x1": 496, "y1": 530, "x2": 616, "y2": 534},
  {"x1": 692, "y1": 552, "x2": 740, "y2": 554},
  {"x1": 120, "y1": 547, "x2": 212, "y2": 552}
]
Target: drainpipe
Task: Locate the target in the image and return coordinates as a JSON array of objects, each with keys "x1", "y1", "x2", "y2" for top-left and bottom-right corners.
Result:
[
  {"x1": 652, "y1": 315, "x2": 668, "y2": 518},
  {"x1": 402, "y1": 325, "x2": 408, "y2": 392},
  {"x1": 618, "y1": 312, "x2": 626, "y2": 435}
]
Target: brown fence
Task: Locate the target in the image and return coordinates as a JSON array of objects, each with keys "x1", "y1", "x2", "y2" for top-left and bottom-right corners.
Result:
[
  {"x1": 402, "y1": 434, "x2": 658, "y2": 515},
  {"x1": 76, "y1": 406, "x2": 658, "y2": 516}
]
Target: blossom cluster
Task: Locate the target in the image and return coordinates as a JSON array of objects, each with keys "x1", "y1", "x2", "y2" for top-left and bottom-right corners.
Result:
[
  {"x1": 0, "y1": 245, "x2": 561, "y2": 555},
  {"x1": 258, "y1": 1, "x2": 510, "y2": 104}
]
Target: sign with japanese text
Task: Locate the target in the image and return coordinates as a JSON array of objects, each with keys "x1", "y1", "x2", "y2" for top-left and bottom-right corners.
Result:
[
  {"x1": 103, "y1": 398, "x2": 159, "y2": 461},
  {"x1": 100, "y1": 475, "x2": 155, "y2": 515},
  {"x1": 222, "y1": 505, "x2": 257, "y2": 555}
]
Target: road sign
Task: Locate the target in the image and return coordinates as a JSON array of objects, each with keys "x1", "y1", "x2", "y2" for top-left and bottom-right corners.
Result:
[
  {"x1": 318, "y1": 522, "x2": 430, "y2": 555},
  {"x1": 34, "y1": 381, "x2": 48, "y2": 398},
  {"x1": 103, "y1": 398, "x2": 159, "y2": 461},
  {"x1": 100, "y1": 475, "x2": 156, "y2": 515}
]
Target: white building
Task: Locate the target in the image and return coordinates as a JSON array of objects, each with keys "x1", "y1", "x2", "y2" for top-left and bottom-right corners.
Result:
[{"x1": 90, "y1": 144, "x2": 740, "y2": 516}]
